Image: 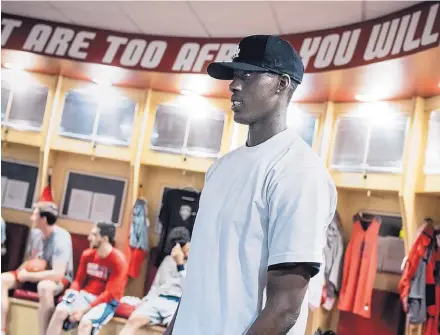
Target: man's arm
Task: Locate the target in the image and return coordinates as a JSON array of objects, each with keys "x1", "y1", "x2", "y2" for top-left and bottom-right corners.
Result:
[
  {"x1": 245, "y1": 264, "x2": 312, "y2": 335},
  {"x1": 69, "y1": 251, "x2": 89, "y2": 291},
  {"x1": 20, "y1": 261, "x2": 67, "y2": 283}
]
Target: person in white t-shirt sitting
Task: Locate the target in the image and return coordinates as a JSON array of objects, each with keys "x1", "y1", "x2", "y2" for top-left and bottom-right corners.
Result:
[{"x1": 119, "y1": 238, "x2": 190, "y2": 335}]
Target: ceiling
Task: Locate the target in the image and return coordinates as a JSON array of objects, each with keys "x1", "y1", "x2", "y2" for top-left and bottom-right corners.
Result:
[
  {"x1": 2, "y1": 1, "x2": 439, "y2": 102},
  {"x1": 2, "y1": 1, "x2": 422, "y2": 38}
]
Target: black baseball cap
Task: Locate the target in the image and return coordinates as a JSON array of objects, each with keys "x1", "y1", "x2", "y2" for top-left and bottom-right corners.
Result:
[{"x1": 207, "y1": 35, "x2": 304, "y2": 84}]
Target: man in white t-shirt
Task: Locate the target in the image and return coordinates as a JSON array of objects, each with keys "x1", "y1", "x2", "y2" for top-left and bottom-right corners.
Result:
[{"x1": 165, "y1": 35, "x2": 337, "y2": 335}]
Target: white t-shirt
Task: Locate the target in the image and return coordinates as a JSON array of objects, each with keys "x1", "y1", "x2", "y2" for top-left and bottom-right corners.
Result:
[{"x1": 173, "y1": 128, "x2": 337, "y2": 335}]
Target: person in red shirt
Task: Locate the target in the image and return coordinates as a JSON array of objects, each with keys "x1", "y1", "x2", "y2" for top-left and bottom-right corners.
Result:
[{"x1": 45, "y1": 222, "x2": 128, "y2": 335}]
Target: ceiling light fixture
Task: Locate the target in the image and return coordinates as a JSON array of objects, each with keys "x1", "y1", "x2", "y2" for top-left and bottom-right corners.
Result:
[
  {"x1": 92, "y1": 78, "x2": 112, "y2": 86},
  {"x1": 355, "y1": 94, "x2": 377, "y2": 102},
  {"x1": 3, "y1": 63, "x2": 25, "y2": 70},
  {"x1": 180, "y1": 89, "x2": 199, "y2": 96}
]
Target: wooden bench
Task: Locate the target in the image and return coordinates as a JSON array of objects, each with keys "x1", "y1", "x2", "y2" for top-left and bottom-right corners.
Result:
[{"x1": 7, "y1": 298, "x2": 166, "y2": 335}]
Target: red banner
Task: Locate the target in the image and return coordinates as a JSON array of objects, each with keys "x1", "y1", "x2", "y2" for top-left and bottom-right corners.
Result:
[{"x1": 1, "y1": 1, "x2": 439, "y2": 74}]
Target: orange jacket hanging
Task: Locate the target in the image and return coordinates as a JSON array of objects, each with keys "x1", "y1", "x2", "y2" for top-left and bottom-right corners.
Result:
[
  {"x1": 398, "y1": 224, "x2": 440, "y2": 335},
  {"x1": 338, "y1": 215, "x2": 381, "y2": 319}
]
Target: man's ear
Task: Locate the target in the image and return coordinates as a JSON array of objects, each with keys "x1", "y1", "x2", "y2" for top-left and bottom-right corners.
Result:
[{"x1": 277, "y1": 74, "x2": 291, "y2": 94}]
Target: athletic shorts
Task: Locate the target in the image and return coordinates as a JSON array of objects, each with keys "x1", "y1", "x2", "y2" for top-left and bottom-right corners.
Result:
[
  {"x1": 60, "y1": 291, "x2": 118, "y2": 333},
  {"x1": 8, "y1": 270, "x2": 69, "y2": 296},
  {"x1": 131, "y1": 295, "x2": 180, "y2": 326}
]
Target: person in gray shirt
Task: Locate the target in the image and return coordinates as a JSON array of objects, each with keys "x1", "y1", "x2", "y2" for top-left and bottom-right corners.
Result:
[
  {"x1": 1, "y1": 202, "x2": 73, "y2": 335},
  {"x1": 120, "y1": 238, "x2": 190, "y2": 335}
]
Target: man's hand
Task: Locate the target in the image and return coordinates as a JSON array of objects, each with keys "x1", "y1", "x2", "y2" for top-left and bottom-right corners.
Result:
[
  {"x1": 69, "y1": 305, "x2": 90, "y2": 323},
  {"x1": 171, "y1": 244, "x2": 185, "y2": 265},
  {"x1": 402, "y1": 297, "x2": 408, "y2": 313}
]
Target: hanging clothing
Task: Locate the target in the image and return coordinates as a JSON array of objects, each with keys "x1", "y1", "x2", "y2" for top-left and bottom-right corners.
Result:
[
  {"x1": 129, "y1": 199, "x2": 149, "y2": 251},
  {"x1": 338, "y1": 215, "x2": 381, "y2": 318},
  {"x1": 40, "y1": 185, "x2": 53, "y2": 202},
  {"x1": 126, "y1": 199, "x2": 150, "y2": 279},
  {"x1": 398, "y1": 224, "x2": 440, "y2": 335},
  {"x1": 156, "y1": 188, "x2": 200, "y2": 267},
  {"x1": 322, "y1": 211, "x2": 344, "y2": 310}
]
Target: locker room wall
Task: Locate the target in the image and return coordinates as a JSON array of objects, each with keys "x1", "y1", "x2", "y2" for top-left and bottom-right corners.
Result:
[
  {"x1": 2, "y1": 69, "x2": 440, "y2": 326},
  {"x1": 124, "y1": 165, "x2": 205, "y2": 297},
  {"x1": 337, "y1": 189, "x2": 401, "y2": 241},
  {"x1": 49, "y1": 151, "x2": 132, "y2": 243},
  {"x1": 140, "y1": 166, "x2": 205, "y2": 247},
  {"x1": 1, "y1": 143, "x2": 41, "y2": 225},
  {"x1": 413, "y1": 194, "x2": 440, "y2": 234},
  {"x1": 317, "y1": 189, "x2": 403, "y2": 331},
  {"x1": 140, "y1": 90, "x2": 232, "y2": 173}
]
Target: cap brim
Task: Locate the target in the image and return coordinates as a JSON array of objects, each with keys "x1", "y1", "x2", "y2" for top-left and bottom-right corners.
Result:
[{"x1": 207, "y1": 62, "x2": 267, "y2": 80}]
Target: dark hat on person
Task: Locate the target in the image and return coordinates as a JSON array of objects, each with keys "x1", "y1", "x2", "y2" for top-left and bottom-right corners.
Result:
[{"x1": 207, "y1": 35, "x2": 304, "y2": 84}]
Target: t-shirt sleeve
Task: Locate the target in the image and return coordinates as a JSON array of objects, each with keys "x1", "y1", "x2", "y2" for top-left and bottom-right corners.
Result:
[
  {"x1": 267, "y1": 166, "x2": 337, "y2": 267},
  {"x1": 53, "y1": 231, "x2": 72, "y2": 266}
]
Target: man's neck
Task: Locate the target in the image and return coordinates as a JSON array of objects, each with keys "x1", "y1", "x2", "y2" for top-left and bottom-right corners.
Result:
[
  {"x1": 97, "y1": 243, "x2": 113, "y2": 258},
  {"x1": 247, "y1": 114, "x2": 287, "y2": 147},
  {"x1": 40, "y1": 225, "x2": 55, "y2": 239}
]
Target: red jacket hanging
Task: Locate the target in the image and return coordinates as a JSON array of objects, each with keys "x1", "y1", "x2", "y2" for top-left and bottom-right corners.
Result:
[
  {"x1": 338, "y1": 215, "x2": 381, "y2": 318},
  {"x1": 398, "y1": 223, "x2": 440, "y2": 335}
]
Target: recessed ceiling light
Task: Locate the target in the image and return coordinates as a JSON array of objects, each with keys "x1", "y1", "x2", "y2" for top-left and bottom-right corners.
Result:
[
  {"x1": 92, "y1": 78, "x2": 112, "y2": 86},
  {"x1": 180, "y1": 89, "x2": 199, "y2": 96},
  {"x1": 355, "y1": 94, "x2": 376, "y2": 102},
  {"x1": 3, "y1": 63, "x2": 25, "y2": 70}
]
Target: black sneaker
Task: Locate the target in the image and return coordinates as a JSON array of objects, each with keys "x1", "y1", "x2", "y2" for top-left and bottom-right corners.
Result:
[{"x1": 62, "y1": 319, "x2": 78, "y2": 331}]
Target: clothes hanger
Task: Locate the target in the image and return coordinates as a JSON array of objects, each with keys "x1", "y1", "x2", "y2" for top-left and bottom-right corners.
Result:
[
  {"x1": 181, "y1": 173, "x2": 200, "y2": 192},
  {"x1": 182, "y1": 185, "x2": 200, "y2": 192}
]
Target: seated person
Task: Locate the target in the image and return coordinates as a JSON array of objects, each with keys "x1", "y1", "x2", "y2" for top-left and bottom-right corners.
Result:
[
  {"x1": 119, "y1": 238, "x2": 190, "y2": 335},
  {"x1": 1, "y1": 202, "x2": 73, "y2": 335},
  {"x1": 46, "y1": 221, "x2": 128, "y2": 335}
]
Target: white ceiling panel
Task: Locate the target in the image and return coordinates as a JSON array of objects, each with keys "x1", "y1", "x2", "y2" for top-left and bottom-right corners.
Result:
[
  {"x1": 190, "y1": 1, "x2": 280, "y2": 37},
  {"x1": 48, "y1": 1, "x2": 122, "y2": 13},
  {"x1": 364, "y1": 1, "x2": 422, "y2": 21},
  {"x1": 50, "y1": 2, "x2": 140, "y2": 33},
  {"x1": 271, "y1": 1, "x2": 363, "y2": 34},
  {"x1": 119, "y1": 1, "x2": 208, "y2": 37},
  {"x1": 1, "y1": 1, "x2": 71, "y2": 24},
  {"x1": 1, "y1": 1, "x2": 423, "y2": 38}
]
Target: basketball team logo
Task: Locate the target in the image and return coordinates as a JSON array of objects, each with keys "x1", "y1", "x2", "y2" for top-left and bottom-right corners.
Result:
[{"x1": 179, "y1": 205, "x2": 192, "y2": 221}]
